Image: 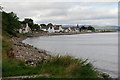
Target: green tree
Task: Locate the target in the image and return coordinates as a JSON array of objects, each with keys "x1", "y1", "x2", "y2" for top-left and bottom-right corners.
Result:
[
  {"x1": 87, "y1": 26, "x2": 95, "y2": 32},
  {"x1": 2, "y1": 11, "x2": 21, "y2": 35},
  {"x1": 80, "y1": 26, "x2": 87, "y2": 32},
  {"x1": 33, "y1": 24, "x2": 40, "y2": 31},
  {"x1": 47, "y1": 23, "x2": 53, "y2": 27},
  {"x1": 40, "y1": 24, "x2": 46, "y2": 27},
  {"x1": 22, "y1": 18, "x2": 34, "y2": 30}
]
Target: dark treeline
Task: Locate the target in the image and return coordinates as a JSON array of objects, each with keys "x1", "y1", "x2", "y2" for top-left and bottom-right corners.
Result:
[
  {"x1": 2, "y1": 11, "x2": 21, "y2": 36},
  {"x1": 2, "y1": 11, "x2": 40, "y2": 36}
]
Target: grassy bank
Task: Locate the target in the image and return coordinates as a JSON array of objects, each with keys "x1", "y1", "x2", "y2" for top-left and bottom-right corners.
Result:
[{"x1": 2, "y1": 33, "x2": 109, "y2": 79}]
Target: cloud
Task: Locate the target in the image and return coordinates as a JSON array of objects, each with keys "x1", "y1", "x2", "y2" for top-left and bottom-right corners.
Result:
[
  {"x1": 2, "y1": 2, "x2": 118, "y2": 26},
  {"x1": 2, "y1": 0, "x2": 119, "y2": 2}
]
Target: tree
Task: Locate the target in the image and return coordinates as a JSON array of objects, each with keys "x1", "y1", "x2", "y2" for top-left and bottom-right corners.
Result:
[
  {"x1": 76, "y1": 24, "x2": 79, "y2": 28},
  {"x1": 2, "y1": 11, "x2": 21, "y2": 35},
  {"x1": 47, "y1": 23, "x2": 53, "y2": 27},
  {"x1": 40, "y1": 24, "x2": 46, "y2": 27},
  {"x1": 87, "y1": 26, "x2": 95, "y2": 32},
  {"x1": 80, "y1": 26, "x2": 87, "y2": 31},
  {"x1": 0, "y1": 5, "x2": 3, "y2": 12},
  {"x1": 33, "y1": 24, "x2": 40, "y2": 31},
  {"x1": 22, "y1": 18, "x2": 34, "y2": 30}
]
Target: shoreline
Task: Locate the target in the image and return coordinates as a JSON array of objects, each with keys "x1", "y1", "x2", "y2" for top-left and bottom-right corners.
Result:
[
  {"x1": 19, "y1": 32, "x2": 116, "y2": 77},
  {"x1": 11, "y1": 35, "x2": 51, "y2": 66},
  {"x1": 3, "y1": 32, "x2": 113, "y2": 78},
  {"x1": 19, "y1": 31, "x2": 118, "y2": 38},
  {"x1": 13, "y1": 32, "x2": 116, "y2": 73}
]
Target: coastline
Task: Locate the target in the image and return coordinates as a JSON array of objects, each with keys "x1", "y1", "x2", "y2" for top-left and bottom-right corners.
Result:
[
  {"x1": 11, "y1": 35, "x2": 51, "y2": 66},
  {"x1": 18, "y1": 31, "x2": 118, "y2": 38},
  {"x1": 15, "y1": 31, "x2": 117, "y2": 65},
  {"x1": 7, "y1": 32, "x2": 114, "y2": 78},
  {"x1": 11, "y1": 31, "x2": 115, "y2": 66}
]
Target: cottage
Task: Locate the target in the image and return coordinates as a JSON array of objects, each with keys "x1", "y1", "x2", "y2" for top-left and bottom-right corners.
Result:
[
  {"x1": 40, "y1": 24, "x2": 47, "y2": 31},
  {"x1": 48, "y1": 26, "x2": 54, "y2": 33},
  {"x1": 62, "y1": 27, "x2": 69, "y2": 33},
  {"x1": 19, "y1": 23, "x2": 32, "y2": 33},
  {"x1": 75, "y1": 27, "x2": 80, "y2": 32},
  {"x1": 70, "y1": 27, "x2": 80, "y2": 33},
  {"x1": 24, "y1": 23, "x2": 32, "y2": 33},
  {"x1": 40, "y1": 23, "x2": 63, "y2": 33},
  {"x1": 53, "y1": 25, "x2": 63, "y2": 32}
]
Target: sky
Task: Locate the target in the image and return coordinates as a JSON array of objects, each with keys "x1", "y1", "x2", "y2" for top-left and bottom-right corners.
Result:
[{"x1": 2, "y1": 2, "x2": 118, "y2": 26}]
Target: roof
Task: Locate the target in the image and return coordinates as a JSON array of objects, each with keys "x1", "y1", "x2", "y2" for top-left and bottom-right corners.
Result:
[
  {"x1": 54, "y1": 25, "x2": 62, "y2": 28},
  {"x1": 70, "y1": 27, "x2": 76, "y2": 31},
  {"x1": 41, "y1": 26, "x2": 49, "y2": 29},
  {"x1": 62, "y1": 27, "x2": 68, "y2": 29},
  {"x1": 54, "y1": 27, "x2": 59, "y2": 30}
]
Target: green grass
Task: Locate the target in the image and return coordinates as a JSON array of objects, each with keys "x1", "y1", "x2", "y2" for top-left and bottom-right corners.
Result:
[
  {"x1": 2, "y1": 43, "x2": 99, "y2": 78},
  {"x1": 2, "y1": 32, "x2": 109, "y2": 78},
  {"x1": 38, "y1": 56, "x2": 99, "y2": 78}
]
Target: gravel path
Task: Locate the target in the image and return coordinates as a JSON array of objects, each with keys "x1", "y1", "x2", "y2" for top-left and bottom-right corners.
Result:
[{"x1": 2, "y1": 74, "x2": 50, "y2": 80}]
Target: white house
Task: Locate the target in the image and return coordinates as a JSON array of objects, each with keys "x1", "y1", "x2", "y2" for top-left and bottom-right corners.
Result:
[
  {"x1": 24, "y1": 23, "x2": 32, "y2": 33},
  {"x1": 53, "y1": 25, "x2": 63, "y2": 32},
  {"x1": 48, "y1": 26, "x2": 55, "y2": 33},
  {"x1": 40, "y1": 24, "x2": 63, "y2": 33},
  {"x1": 19, "y1": 23, "x2": 32, "y2": 33}
]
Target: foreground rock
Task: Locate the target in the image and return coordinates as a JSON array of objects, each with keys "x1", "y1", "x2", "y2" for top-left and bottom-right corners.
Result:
[{"x1": 10, "y1": 37, "x2": 51, "y2": 66}]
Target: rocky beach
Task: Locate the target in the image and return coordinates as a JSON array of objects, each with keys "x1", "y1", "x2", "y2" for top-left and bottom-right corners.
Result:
[
  {"x1": 9, "y1": 31, "x2": 117, "y2": 67},
  {"x1": 9, "y1": 32, "x2": 92, "y2": 66},
  {"x1": 10, "y1": 35, "x2": 51, "y2": 66},
  {"x1": 2, "y1": 32, "x2": 112, "y2": 79}
]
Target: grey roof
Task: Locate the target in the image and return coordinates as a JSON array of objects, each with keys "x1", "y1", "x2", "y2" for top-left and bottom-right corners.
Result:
[
  {"x1": 54, "y1": 27, "x2": 59, "y2": 30},
  {"x1": 62, "y1": 27, "x2": 68, "y2": 29},
  {"x1": 41, "y1": 26, "x2": 49, "y2": 29}
]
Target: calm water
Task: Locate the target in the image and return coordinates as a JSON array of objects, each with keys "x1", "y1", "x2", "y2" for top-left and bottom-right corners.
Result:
[{"x1": 23, "y1": 33, "x2": 118, "y2": 78}]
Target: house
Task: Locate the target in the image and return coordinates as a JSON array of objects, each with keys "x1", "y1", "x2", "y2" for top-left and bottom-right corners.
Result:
[
  {"x1": 70, "y1": 27, "x2": 80, "y2": 33},
  {"x1": 24, "y1": 23, "x2": 32, "y2": 33},
  {"x1": 54, "y1": 27, "x2": 60, "y2": 32},
  {"x1": 53, "y1": 25, "x2": 63, "y2": 32},
  {"x1": 48, "y1": 26, "x2": 54, "y2": 33},
  {"x1": 62, "y1": 27, "x2": 69, "y2": 33},
  {"x1": 74, "y1": 27, "x2": 80, "y2": 32},
  {"x1": 40, "y1": 23, "x2": 54, "y2": 33},
  {"x1": 62, "y1": 27, "x2": 80, "y2": 33},
  {"x1": 40, "y1": 23, "x2": 63, "y2": 33},
  {"x1": 19, "y1": 23, "x2": 32, "y2": 33},
  {"x1": 40, "y1": 24, "x2": 48, "y2": 32}
]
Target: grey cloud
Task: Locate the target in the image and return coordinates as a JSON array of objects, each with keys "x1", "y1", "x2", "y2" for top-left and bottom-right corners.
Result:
[{"x1": 2, "y1": 2, "x2": 118, "y2": 26}]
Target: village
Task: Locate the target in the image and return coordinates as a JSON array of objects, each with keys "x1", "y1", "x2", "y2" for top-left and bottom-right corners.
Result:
[{"x1": 18, "y1": 18, "x2": 95, "y2": 34}]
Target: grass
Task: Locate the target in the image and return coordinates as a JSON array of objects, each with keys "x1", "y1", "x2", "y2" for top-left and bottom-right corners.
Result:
[
  {"x1": 2, "y1": 32, "x2": 109, "y2": 78},
  {"x1": 38, "y1": 56, "x2": 99, "y2": 78},
  {"x1": 2, "y1": 42, "x2": 99, "y2": 78}
]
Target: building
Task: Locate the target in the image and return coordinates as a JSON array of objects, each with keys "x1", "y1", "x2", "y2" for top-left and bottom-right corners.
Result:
[
  {"x1": 70, "y1": 27, "x2": 80, "y2": 33},
  {"x1": 62, "y1": 27, "x2": 69, "y2": 33},
  {"x1": 53, "y1": 25, "x2": 63, "y2": 32},
  {"x1": 40, "y1": 23, "x2": 63, "y2": 33},
  {"x1": 19, "y1": 23, "x2": 32, "y2": 33}
]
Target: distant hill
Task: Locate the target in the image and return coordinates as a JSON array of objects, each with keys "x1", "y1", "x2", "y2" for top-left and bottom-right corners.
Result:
[
  {"x1": 94, "y1": 26, "x2": 119, "y2": 31},
  {"x1": 62, "y1": 24, "x2": 119, "y2": 31},
  {"x1": 62, "y1": 25, "x2": 77, "y2": 27}
]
